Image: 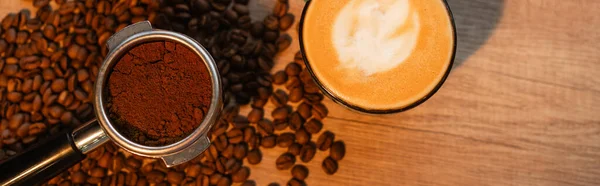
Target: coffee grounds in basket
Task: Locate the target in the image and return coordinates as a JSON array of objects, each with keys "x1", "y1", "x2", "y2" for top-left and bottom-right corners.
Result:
[{"x1": 107, "y1": 41, "x2": 212, "y2": 146}]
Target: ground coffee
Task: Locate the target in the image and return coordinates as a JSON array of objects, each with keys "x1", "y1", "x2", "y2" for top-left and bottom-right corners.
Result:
[{"x1": 108, "y1": 41, "x2": 212, "y2": 146}]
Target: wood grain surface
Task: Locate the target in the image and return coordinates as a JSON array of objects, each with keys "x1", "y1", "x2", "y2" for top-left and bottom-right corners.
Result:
[{"x1": 2, "y1": 0, "x2": 600, "y2": 185}]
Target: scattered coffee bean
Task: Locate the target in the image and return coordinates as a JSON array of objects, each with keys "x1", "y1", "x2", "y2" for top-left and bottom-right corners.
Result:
[
  {"x1": 247, "y1": 148, "x2": 262, "y2": 165},
  {"x1": 276, "y1": 152, "x2": 296, "y2": 170},
  {"x1": 279, "y1": 14, "x2": 294, "y2": 31},
  {"x1": 261, "y1": 134, "x2": 277, "y2": 148},
  {"x1": 291, "y1": 165, "x2": 309, "y2": 180},
  {"x1": 270, "y1": 89, "x2": 288, "y2": 107},
  {"x1": 300, "y1": 142, "x2": 317, "y2": 163},
  {"x1": 273, "y1": 71, "x2": 288, "y2": 85},
  {"x1": 330, "y1": 141, "x2": 346, "y2": 161},
  {"x1": 322, "y1": 157, "x2": 338, "y2": 175},
  {"x1": 232, "y1": 166, "x2": 250, "y2": 183},
  {"x1": 316, "y1": 130, "x2": 335, "y2": 151},
  {"x1": 276, "y1": 132, "x2": 295, "y2": 148},
  {"x1": 304, "y1": 118, "x2": 323, "y2": 134}
]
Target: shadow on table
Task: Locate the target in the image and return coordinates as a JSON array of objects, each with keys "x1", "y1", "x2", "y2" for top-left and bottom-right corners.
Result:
[{"x1": 446, "y1": 0, "x2": 505, "y2": 68}]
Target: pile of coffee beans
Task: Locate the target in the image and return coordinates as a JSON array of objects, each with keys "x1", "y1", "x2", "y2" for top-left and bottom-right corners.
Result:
[
  {"x1": 0, "y1": 0, "x2": 160, "y2": 159},
  {"x1": 0, "y1": 0, "x2": 346, "y2": 185}
]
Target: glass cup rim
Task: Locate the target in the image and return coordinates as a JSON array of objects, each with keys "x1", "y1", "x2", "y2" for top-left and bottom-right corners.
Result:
[{"x1": 298, "y1": 0, "x2": 458, "y2": 114}]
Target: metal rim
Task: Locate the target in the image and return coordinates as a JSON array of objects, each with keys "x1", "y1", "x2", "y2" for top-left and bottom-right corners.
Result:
[
  {"x1": 298, "y1": 0, "x2": 458, "y2": 114},
  {"x1": 94, "y1": 30, "x2": 222, "y2": 157}
]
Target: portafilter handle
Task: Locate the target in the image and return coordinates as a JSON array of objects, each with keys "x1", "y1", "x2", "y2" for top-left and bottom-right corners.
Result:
[{"x1": 0, "y1": 119, "x2": 108, "y2": 186}]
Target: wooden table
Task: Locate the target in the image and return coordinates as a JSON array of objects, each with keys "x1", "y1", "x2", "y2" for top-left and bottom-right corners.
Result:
[{"x1": 2, "y1": 0, "x2": 600, "y2": 185}]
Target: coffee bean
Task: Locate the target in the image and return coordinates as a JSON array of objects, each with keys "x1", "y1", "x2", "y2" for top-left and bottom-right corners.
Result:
[
  {"x1": 273, "y1": 119, "x2": 288, "y2": 131},
  {"x1": 257, "y1": 119, "x2": 274, "y2": 136},
  {"x1": 167, "y1": 171, "x2": 185, "y2": 184},
  {"x1": 286, "y1": 77, "x2": 301, "y2": 90},
  {"x1": 112, "y1": 153, "x2": 125, "y2": 173},
  {"x1": 246, "y1": 148, "x2": 262, "y2": 164},
  {"x1": 263, "y1": 15, "x2": 279, "y2": 31},
  {"x1": 276, "y1": 152, "x2": 295, "y2": 170},
  {"x1": 247, "y1": 108, "x2": 263, "y2": 123},
  {"x1": 261, "y1": 134, "x2": 276, "y2": 148},
  {"x1": 233, "y1": 142, "x2": 248, "y2": 159},
  {"x1": 330, "y1": 141, "x2": 346, "y2": 161},
  {"x1": 224, "y1": 158, "x2": 241, "y2": 174},
  {"x1": 276, "y1": 34, "x2": 292, "y2": 52},
  {"x1": 304, "y1": 119, "x2": 323, "y2": 134},
  {"x1": 297, "y1": 102, "x2": 312, "y2": 119},
  {"x1": 287, "y1": 143, "x2": 302, "y2": 156},
  {"x1": 126, "y1": 156, "x2": 141, "y2": 171},
  {"x1": 232, "y1": 166, "x2": 250, "y2": 183},
  {"x1": 271, "y1": 106, "x2": 290, "y2": 121},
  {"x1": 285, "y1": 63, "x2": 302, "y2": 77},
  {"x1": 272, "y1": 71, "x2": 287, "y2": 85},
  {"x1": 300, "y1": 142, "x2": 316, "y2": 163},
  {"x1": 276, "y1": 132, "x2": 295, "y2": 148},
  {"x1": 288, "y1": 112, "x2": 304, "y2": 131},
  {"x1": 273, "y1": 0, "x2": 289, "y2": 17},
  {"x1": 291, "y1": 164, "x2": 309, "y2": 180},
  {"x1": 226, "y1": 128, "x2": 244, "y2": 144},
  {"x1": 242, "y1": 180, "x2": 257, "y2": 186},
  {"x1": 263, "y1": 31, "x2": 278, "y2": 43},
  {"x1": 243, "y1": 127, "x2": 255, "y2": 142},
  {"x1": 295, "y1": 128, "x2": 311, "y2": 145},
  {"x1": 185, "y1": 164, "x2": 202, "y2": 178},
  {"x1": 322, "y1": 157, "x2": 338, "y2": 175},
  {"x1": 216, "y1": 176, "x2": 231, "y2": 186},
  {"x1": 316, "y1": 130, "x2": 335, "y2": 151},
  {"x1": 250, "y1": 21, "x2": 264, "y2": 37},
  {"x1": 90, "y1": 167, "x2": 106, "y2": 178},
  {"x1": 71, "y1": 171, "x2": 87, "y2": 184},
  {"x1": 311, "y1": 103, "x2": 328, "y2": 119},
  {"x1": 268, "y1": 183, "x2": 280, "y2": 186},
  {"x1": 232, "y1": 115, "x2": 250, "y2": 128},
  {"x1": 279, "y1": 13, "x2": 295, "y2": 31}
]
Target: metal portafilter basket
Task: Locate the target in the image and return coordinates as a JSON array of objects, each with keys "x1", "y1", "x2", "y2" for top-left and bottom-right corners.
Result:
[{"x1": 0, "y1": 21, "x2": 223, "y2": 186}]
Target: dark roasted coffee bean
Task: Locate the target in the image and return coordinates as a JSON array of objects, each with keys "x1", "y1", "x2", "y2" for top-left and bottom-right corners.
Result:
[
  {"x1": 233, "y1": 142, "x2": 248, "y2": 159},
  {"x1": 242, "y1": 180, "x2": 257, "y2": 186},
  {"x1": 316, "y1": 130, "x2": 335, "y2": 151},
  {"x1": 291, "y1": 165, "x2": 309, "y2": 180},
  {"x1": 273, "y1": 0, "x2": 289, "y2": 17},
  {"x1": 304, "y1": 79, "x2": 321, "y2": 94},
  {"x1": 279, "y1": 13, "x2": 295, "y2": 31},
  {"x1": 246, "y1": 148, "x2": 262, "y2": 164},
  {"x1": 71, "y1": 171, "x2": 87, "y2": 184},
  {"x1": 289, "y1": 87, "x2": 303, "y2": 103},
  {"x1": 126, "y1": 156, "x2": 142, "y2": 170},
  {"x1": 304, "y1": 118, "x2": 323, "y2": 134},
  {"x1": 263, "y1": 31, "x2": 278, "y2": 43},
  {"x1": 285, "y1": 63, "x2": 302, "y2": 77},
  {"x1": 232, "y1": 115, "x2": 250, "y2": 128},
  {"x1": 247, "y1": 108, "x2": 263, "y2": 123},
  {"x1": 276, "y1": 132, "x2": 295, "y2": 148},
  {"x1": 263, "y1": 15, "x2": 279, "y2": 30},
  {"x1": 304, "y1": 93, "x2": 324, "y2": 103},
  {"x1": 227, "y1": 128, "x2": 244, "y2": 144},
  {"x1": 257, "y1": 119, "x2": 274, "y2": 136},
  {"x1": 295, "y1": 128, "x2": 311, "y2": 145},
  {"x1": 330, "y1": 141, "x2": 346, "y2": 161},
  {"x1": 311, "y1": 103, "x2": 329, "y2": 119},
  {"x1": 300, "y1": 142, "x2": 316, "y2": 162},
  {"x1": 273, "y1": 119, "x2": 288, "y2": 131},
  {"x1": 276, "y1": 152, "x2": 295, "y2": 170},
  {"x1": 146, "y1": 170, "x2": 165, "y2": 184},
  {"x1": 185, "y1": 164, "x2": 202, "y2": 178},
  {"x1": 273, "y1": 71, "x2": 287, "y2": 85},
  {"x1": 287, "y1": 178, "x2": 306, "y2": 186},
  {"x1": 271, "y1": 106, "x2": 290, "y2": 121},
  {"x1": 322, "y1": 157, "x2": 338, "y2": 175},
  {"x1": 167, "y1": 171, "x2": 185, "y2": 184},
  {"x1": 286, "y1": 77, "x2": 301, "y2": 90},
  {"x1": 90, "y1": 167, "x2": 106, "y2": 178},
  {"x1": 261, "y1": 134, "x2": 276, "y2": 148},
  {"x1": 287, "y1": 143, "x2": 302, "y2": 156},
  {"x1": 288, "y1": 112, "x2": 304, "y2": 131},
  {"x1": 276, "y1": 34, "x2": 292, "y2": 52},
  {"x1": 232, "y1": 166, "x2": 250, "y2": 183},
  {"x1": 271, "y1": 89, "x2": 288, "y2": 107},
  {"x1": 222, "y1": 144, "x2": 234, "y2": 158},
  {"x1": 250, "y1": 21, "x2": 264, "y2": 37},
  {"x1": 297, "y1": 102, "x2": 312, "y2": 119}
]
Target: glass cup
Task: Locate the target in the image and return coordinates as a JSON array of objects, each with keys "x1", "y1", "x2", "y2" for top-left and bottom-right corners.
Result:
[{"x1": 298, "y1": 0, "x2": 458, "y2": 114}]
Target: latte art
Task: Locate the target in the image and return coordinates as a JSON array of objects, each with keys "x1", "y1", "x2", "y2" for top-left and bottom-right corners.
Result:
[
  {"x1": 302, "y1": 0, "x2": 455, "y2": 111},
  {"x1": 333, "y1": 0, "x2": 420, "y2": 76}
]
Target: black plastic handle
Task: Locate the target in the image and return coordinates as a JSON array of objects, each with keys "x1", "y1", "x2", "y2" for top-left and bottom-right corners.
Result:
[{"x1": 0, "y1": 129, "x2": 85, "y2": 186}]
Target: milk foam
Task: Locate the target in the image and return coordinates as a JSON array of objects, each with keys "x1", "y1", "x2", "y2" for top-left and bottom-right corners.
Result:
[{"x1": 332, "y1": 0, "x2": 420, "y2": 76}]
